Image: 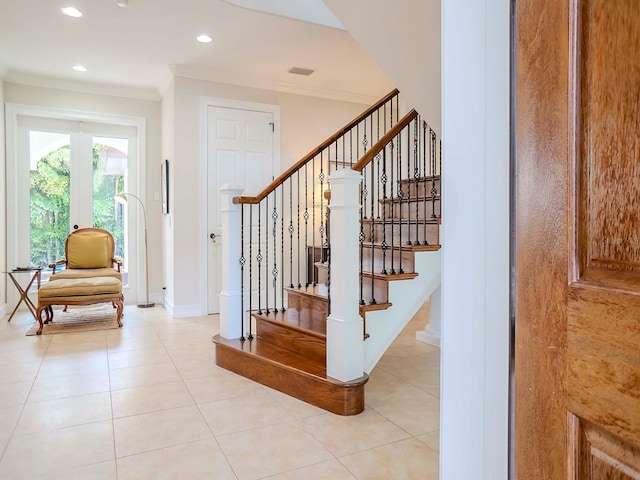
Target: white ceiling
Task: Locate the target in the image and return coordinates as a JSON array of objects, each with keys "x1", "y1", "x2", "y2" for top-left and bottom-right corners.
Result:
[{"x1": 0, "y1": 0, "x2": 393, "y2": 102}]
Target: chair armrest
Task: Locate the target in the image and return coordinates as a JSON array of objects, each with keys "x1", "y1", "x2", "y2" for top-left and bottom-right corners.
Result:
[
  {"x1": 48, "y1": 259, "x2": 66, "y2": 274},
  {"x1": 112, "y1": 258, "x2": 123, "y2": 272}
]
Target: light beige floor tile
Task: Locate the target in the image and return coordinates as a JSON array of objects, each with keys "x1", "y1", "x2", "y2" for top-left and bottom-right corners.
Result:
[
  {"x1": 0, "y1": 359, "x2": 41, "y2": 384},
  {"x1": 263, "y1": 387, "x2": 326, "y2": 419},
  {"x1": 33, "y1": 460, "x2": 117, "y2": 480},
  {"x1": 185, "y1": 372, "x2": 265, "y2": 404},
  {"x1": 107, "y1": 347, "x2": 171, "y2": 370},
  {"x1": 0, "y1": 380, "x2": 33, "y2": 408},
  {"x1": 38, "y1": 354, "x2": 109, "y2": 378},
  {"x1": 29, "y1": 371, "x2": 110, "y2": 402},
  {"x1": 48, "y1": 330, "x2": 107, "y2": 346},
  {"x1": 339, "y1": 437, "x2": 438, "y2": 480},
  {"x1": 111, "y1": 380, "x2": 194, "y2": 418},
  {"x1": 109, "y1": 362, "x2": 181, "y2": 390},
  {"x1": 45, "y1": 339, "x2": 107, "y2": 356},
  {"x1": 303, "y1": 409, "x2": 411, "y2": 457},
  {"x1": 365, "y1": 370, "x2": 426, "y2": 407},
  {"x1": 15, "y1": 391, "x2": 111, "y2": 435},
  {"x1": 417, "y1": 429, "x2": 440, "y2": 452},
  {"x1": 217, "y1": 422, "x2": 333, "y2": 480},
  {"x1": 0, "y1": 420, "x2": 115, "y2": 479},
  {"x1": 0, "y1": 405, "x2": 22, "y2": 453},
  {"x1": 264, "y1": 459, "x2": 356, "y2": 480},
  {"x1": 199, "y1": 392, "x2": 293, "y2": 436},
  {"x1": 172, "y1": 355, "x2": 228, "y2": 379},
  {"x1": 117, "y1": 438, "x2": 236, "y2": 480},
  {"x1": 370, "y1": 390, "x2": 440, "y2": 436},
  {"x1": 113, "y1": 405, "x2": 212, "y2": 457},
  {"x1": 106, "y1": 335, "x2": 164, "y2": 353}
]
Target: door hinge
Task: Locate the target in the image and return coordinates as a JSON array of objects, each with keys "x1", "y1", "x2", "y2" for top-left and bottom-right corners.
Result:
[{"x1": 269, "y1": 122, "x2": 274, "y2": 132}]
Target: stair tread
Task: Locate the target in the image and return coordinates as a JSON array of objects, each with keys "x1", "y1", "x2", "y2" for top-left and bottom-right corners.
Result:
[
  {"x1": 359, "y1": 302, "x2": 393, "y2": 313},
  {"x1": 285, "y1": 284, "x2": 328, "y2": 299},
  {"x1": 254, "y1": 309, "x2": 326, "y2": 338},
  {"x1": 213, "y1": 334, "x2": 327, "y2": 378},
  {"x1": 360, "y1": 271, "x2": 419, "y2": 281},
  {"x1": 379, "y1": 194, "x2": 440, "y2": 204},
  {"x1": 361, "y1": 217, "x2": 441, "y2": 225},
  {"x1": 361, "y1": 241, "x2": 441, "y2": 251}
]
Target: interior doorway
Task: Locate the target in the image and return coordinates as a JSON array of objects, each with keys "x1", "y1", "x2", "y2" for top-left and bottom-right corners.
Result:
[{"x1": 204, "y1": 100, "x2": 280, "y2": 314}]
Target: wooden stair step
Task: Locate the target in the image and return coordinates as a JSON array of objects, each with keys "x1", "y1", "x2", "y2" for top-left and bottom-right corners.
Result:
[{"x1": 213, "y1": 334, "x2": 367, "y2": 416}]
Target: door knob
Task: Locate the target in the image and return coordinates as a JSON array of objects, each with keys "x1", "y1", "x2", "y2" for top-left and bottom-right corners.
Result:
[{"x1": 210, "y1": 233, "x2": 221, "y2": 243}]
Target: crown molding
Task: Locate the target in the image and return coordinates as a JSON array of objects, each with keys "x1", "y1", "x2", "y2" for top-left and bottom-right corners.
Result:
[{"x1": 3, "y1": 71, "x2": 162, "y2": 101}]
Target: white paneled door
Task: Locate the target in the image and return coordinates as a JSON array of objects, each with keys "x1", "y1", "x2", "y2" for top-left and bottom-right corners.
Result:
[{"x1": 206, "y1": 106, "x2": 275, "y2": 314}]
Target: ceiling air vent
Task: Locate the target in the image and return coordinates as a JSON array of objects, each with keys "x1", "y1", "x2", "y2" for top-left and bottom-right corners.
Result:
[{"x1": 288, "y1": 67, "x2": 315, "y2": 76}]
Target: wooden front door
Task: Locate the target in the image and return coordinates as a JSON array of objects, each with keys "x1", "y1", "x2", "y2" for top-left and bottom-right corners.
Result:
[{"x1": 516, "y1": 0, "x2": 640, "y2": 477}]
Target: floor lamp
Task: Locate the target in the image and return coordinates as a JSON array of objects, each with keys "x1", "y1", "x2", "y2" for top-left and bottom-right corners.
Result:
[{"x1": 115, "y1": 192, "x2": 155, "y2": 308}]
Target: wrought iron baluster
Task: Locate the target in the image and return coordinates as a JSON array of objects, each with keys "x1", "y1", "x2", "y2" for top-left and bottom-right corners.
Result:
[
  {"x1": 265, "y1": 196, "x2": 269, "y2": 313},
  {"x1": 414, "y1": 118, "x2": 420, "y2": 246},
  {"x1": 288, "y1": 178, "x2": 294, "y2": 288},
  {"x1": 397, "y1": 131, "x2": 404, "y2": 274},
  {"x1": 439, "y1": 139, "x2": 442, "y2": 217},
  {"x1": 272, "y1": 192, "x2": 278, "y2": 312},
  {"x1": 240, "y1": 204, "x2": 245, "y2": 340},
  {"x1": 319, "y1": 152, "x2": 325, "y2": 264},
  {"x1": 312, "y1": 156, "x2": 316, "y2": 286},
  {"x1": 296, "y1": 171, "x2": 301, "y2": 288},
  {"x1": 369, "y1": 161, "x2": 376, "y2": 305},
  {"x1": 248, "y1": 205, "x2": 253, "y2": 340},
  {"x1": 281, "y1": 186, "x2": 285, "y2": 310},
  {"x1": 380, "y1": 149, "x2": 388, "y2": 275},
  {"x1": 257, "y1": 203, "x2": 263, "y2": 315},
  {"x1": 406, "y1": 122, "x2": 412, "y2": 245},
  {"x1": 304, "y1": 163, "x2": 309, "y2": 286},
  {"x1": 359, "y1": 172, "x2": 365, "y2": 306}
]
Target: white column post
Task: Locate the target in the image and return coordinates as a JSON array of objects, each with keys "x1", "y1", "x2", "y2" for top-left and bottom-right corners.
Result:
[
  {"x1": 219, "y1": 184, "x2": 244, "y2": 339},
  {"x1": 416, "y1": 284, "x2": 441, "y2": 347},
  {"x1": 326, "y1": 169, "x2": 364, "y2": 381}
]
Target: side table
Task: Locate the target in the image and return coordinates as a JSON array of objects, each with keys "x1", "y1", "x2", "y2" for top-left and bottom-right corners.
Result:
[{"x1": 6, "y1": 268, "x2": 42, "y2": 322}]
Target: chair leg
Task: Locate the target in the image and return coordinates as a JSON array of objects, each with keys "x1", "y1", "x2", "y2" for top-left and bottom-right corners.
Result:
[{"x1": 35, "y1": 305, "x2": 46, "y2": 335}]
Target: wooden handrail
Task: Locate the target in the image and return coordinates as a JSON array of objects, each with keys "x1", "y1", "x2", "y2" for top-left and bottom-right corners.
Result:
[
  {"x1": 234, "y1": 88, "x2": 400, "y2": 205},
  {"x1": 351, "y1": 109, "x2": 418, "y2": 172}
]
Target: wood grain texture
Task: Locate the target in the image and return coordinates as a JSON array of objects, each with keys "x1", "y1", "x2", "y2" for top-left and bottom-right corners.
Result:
[
  {"x1": 579, "y1": 0, "x2": 640, "y2": 285},
  {"x1": 515, "y1": 0, "x2": 569, "y2": 477},
  {"x1": 213, "y1": 334, "x2": 367, "y2": 416},
  {"x1": 569, "y1": 413, "x2": 640, "y2": 479},
  {"x1": 568, "y1": 286, "x2": 640, "y2": 448}
]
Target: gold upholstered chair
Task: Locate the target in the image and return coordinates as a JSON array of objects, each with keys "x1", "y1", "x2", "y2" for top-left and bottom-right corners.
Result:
[{"x1": 35, "y1": 228, "x2": 124, "y2": 334}]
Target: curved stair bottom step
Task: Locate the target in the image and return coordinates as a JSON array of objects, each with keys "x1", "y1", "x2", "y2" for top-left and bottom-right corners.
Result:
[{"x1": 212, "y1": 334, "x2": 368, "y2": 416}]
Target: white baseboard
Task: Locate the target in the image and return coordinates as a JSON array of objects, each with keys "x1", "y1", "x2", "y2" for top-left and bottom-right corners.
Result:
[
  {"x1": 416, "y1": 330, "x2": 441, "y2": 348},
  {"x1": 170, "y1": 304, "x2": 203, "y2": 318}
]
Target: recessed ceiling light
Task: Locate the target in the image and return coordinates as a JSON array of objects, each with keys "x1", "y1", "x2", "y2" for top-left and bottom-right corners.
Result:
[
  {"x1": 61, "y1": 6, "x2": 83, "y2": 17},
  {"x1": 116, "y1": 0, "x2": 128, "y2": 7},
  {"x1": 73, "y1": 65, "x2": 88, "y2": 72},
  {"x1": 196, "y1": 34, "x2": 213, "y2": 44}
]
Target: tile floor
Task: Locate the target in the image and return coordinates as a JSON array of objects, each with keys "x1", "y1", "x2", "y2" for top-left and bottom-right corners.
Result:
[{"x1": 0, "y1": 303, "x2": 440, "y2": 479}]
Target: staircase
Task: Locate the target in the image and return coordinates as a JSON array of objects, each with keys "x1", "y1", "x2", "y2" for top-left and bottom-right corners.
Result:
[{"x1": 212, "y1": 90, "x2": 441, "y2": 415}]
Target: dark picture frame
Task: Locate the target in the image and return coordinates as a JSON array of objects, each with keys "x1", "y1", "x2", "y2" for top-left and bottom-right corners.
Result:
[{"x1": 161, "y1": 159, "x2": 169, "y2": 214}]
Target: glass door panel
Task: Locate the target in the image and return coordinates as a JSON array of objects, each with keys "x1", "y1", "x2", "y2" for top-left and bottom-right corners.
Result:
[
  {"x1": 93, "y1": 136, "x2": 128, "y2": 286},
  {"x1": 28, "y1": 131, "x2": 71, "y2": 276}
]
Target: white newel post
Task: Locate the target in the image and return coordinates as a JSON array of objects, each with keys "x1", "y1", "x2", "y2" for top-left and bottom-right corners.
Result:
[
  {"x1": 416, "y1": 284, "x2": 441, "y2": 347},
  {"x1": 219, "y1": 184, "x2": 244, "y2": 339},
  {"x1": 326, "y1": 169, "x2": 364, "y2": 381}
]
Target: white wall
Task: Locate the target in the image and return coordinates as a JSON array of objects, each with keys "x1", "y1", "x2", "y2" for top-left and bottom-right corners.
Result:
[
  {"x1": 2, "y1": 83, "x2": 163, "y2": 303},
  {"x1": 166, "y1": 76, "x2": 371, "y2": 315},
  {"x1": 323, "y1": 0, "x2": 441, "y2": 135},
  {"x1": 441, "y1": 0, "x2": 510, "y2": 478},
  {"x1": 0, "y1": 80, "x2": 6, "y2": 315}
]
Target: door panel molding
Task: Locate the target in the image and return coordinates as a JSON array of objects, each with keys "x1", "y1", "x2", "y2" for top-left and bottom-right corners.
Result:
[{"x1": 200, "y1": 97, "x2": 280, "y2": 315}]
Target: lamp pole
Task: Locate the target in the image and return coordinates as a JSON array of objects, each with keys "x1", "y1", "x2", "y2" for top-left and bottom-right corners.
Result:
[{"x1": 115, "y1": 193, "x2": 154, "y2": 308}]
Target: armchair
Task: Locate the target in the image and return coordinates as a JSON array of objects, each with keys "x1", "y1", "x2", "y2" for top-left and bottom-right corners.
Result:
[{"x1": 35, "y1": 228, "x2": 124, "y2": 334}]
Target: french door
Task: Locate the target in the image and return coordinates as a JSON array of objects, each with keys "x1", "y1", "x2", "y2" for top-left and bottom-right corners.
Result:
[{"x1": 7, "y1": 111, "x2": 142, "y2": 305}]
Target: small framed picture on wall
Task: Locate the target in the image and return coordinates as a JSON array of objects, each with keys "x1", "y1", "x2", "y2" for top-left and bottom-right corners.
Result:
[{"x1": 162, "y1": 159, "x2": 169, "y2": 214}]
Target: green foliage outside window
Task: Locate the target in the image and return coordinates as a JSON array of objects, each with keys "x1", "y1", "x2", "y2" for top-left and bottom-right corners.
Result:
[{"x1": 30, "y1": 144, "x2": 126, "y2": 267}]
